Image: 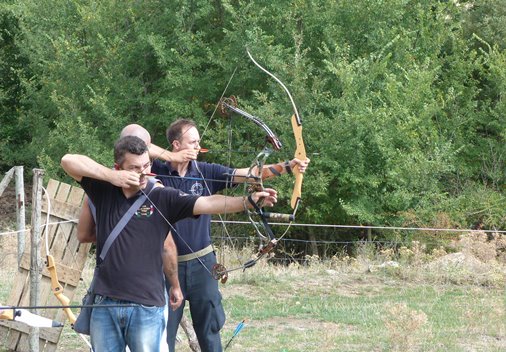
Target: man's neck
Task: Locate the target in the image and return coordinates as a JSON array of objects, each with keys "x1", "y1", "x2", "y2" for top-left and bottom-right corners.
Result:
[
  {"x1": 174, "y1": 162, "x2": 189, "y2": 177},
  {"x1": 122, "y1": 186, "x2": 142, "y2": 199},
  {"x1": 170, "y1": 151, "x2": 190, "y2": 176}
]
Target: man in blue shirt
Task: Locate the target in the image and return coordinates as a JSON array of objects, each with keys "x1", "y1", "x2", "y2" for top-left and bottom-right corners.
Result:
[{"x1": 152, "y1": 119, "x2": 310, "y2": 352}]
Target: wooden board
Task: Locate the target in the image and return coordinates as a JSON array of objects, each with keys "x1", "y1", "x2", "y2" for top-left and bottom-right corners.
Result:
[{"x1": 0, "y1": 179, "x2": 92, "y2": 352}]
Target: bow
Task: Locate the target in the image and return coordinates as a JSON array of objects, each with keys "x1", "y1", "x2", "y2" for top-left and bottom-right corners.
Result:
[
  {"x1": 246, "y1": 49, "x2": 307, "y2": 216},
  {"x1": 42, "y1": 187, "x2": 92, "y2": 348},
  {"x1": 215, "y1": 96, "x2": 294, "y2": 260},
  {"x1": 207, "y1": 47, "x2": 307, "y2": 279}
]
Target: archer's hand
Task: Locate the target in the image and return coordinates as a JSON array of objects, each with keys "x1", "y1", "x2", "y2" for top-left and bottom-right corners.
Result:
[
  {"x1": 110, "y1": 170, "x2": 141, "y2": 188},
  {"x1": 290, "y1": 157, "x2": 310, "y2": 174},
  {"x1": 170, "y1": 149, "x2": 198, "y2": 163},
  {"x1": 169, "y1": 286, "x2": 183, "y2": 311},
  {"x1": 250, "y1": 188, "x2": 278, "y2": 207}
]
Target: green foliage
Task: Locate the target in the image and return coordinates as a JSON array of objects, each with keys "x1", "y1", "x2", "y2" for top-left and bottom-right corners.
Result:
[
  {"x1": 0, "y1": 0, "x2": 504, "y2": 240},
  {"x1": 0, "y1": 6, "x2": 34, "y2": 171}
]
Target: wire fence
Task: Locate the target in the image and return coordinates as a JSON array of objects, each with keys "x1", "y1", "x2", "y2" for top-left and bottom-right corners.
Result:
[{"x1": 1, "y1": 216, "x2": 504, "y2": 266}]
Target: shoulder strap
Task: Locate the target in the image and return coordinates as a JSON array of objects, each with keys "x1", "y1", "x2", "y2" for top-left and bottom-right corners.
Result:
[{"x1": 98, "y1": 178, "x2": 158, "y2": 262}]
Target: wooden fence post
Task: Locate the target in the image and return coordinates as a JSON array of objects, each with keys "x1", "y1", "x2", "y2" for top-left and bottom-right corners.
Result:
[
  {"x1": 15, "y1": 166, "x2": 26, "y2": 266},
  {"x1": 29, "y1": 168, "x2": 44, "y2": 352},
  {"x1": 0, "y1": 167, "x2": 15, "y2": 197}
]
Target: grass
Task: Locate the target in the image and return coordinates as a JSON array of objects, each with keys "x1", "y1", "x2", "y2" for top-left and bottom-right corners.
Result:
[
  {"x1": 213, "y1": 263, "x2": 504, "y2": 352},
  {"x1": 1, "y1": 236, "x2": 505, "y2": 351}
]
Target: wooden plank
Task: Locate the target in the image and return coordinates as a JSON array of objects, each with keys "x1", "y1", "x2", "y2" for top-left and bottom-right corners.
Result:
[
  {"x1": 45, "y1": 179, "x2": 60, "y2": 199},
  {"x1": 19, "y1": 253, "x2": 82, "y2": 287},
  {"x1": 48, "y1": 222, "x2": 69, "y2": 267},
  {"x1": 42, "y1": 198, "x2": 81, "y2": 222},
  {"x1": 6, "y1": 268, "x2": 29, "y2": 308},
  {"x1": 0, "y1": 320, "x2": 60, "y2": 342},
  {"x1": 4, "y1": 268, "x2": 29, "y2": 351},
  {"x1": 15, "y1": 332, "x2": 29, "y2": 352},
  {"x1": 55, "y1": 182, "x2": 70, "y2": 203},
  {"x1": 67, "y1": 185, "x2": 84, "y2": 206},
  {"x1": 0, "y1": 316, "x2": 16, "y2": 350},
  {"x1": 74, "y1": 242, "x2": 93, "y2": 273},
  {"x1": 63, "y1": 226, "x2": 81, "y2": 268},
  {"x1": 56, "y1": 223, "x2": 74, "y2": 263}
]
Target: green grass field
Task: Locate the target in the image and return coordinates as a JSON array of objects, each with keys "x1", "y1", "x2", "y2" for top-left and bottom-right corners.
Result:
[{"x1": 1, "y1": 235, "x2": 505, "y2": 352}]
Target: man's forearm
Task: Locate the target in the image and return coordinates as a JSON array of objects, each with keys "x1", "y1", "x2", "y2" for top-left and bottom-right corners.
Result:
[
  {"x1": 162, "y1": 233, "x2": 180, "y2": 289},
  {"x1": 194, "y1": 194, "x2": 247, "y2": 215},
  {"x1": 234, "y1": 161, "x2": 290, "y2": 182},
  {"x1": 193, "y1": 188, "x2": 277, "y2": 215},
  {"x1": 61, "y1": 154, "x2": 114, "y2": 182},
  {"x1": 77, "y1": 197, "x2": 97, "y2": 243},
  {"x1": 149, "y1": 143, "x2": 198, "y2": 163},
  {"x1": 149, "y1": 143, "x2": 172, "y2": 162}
]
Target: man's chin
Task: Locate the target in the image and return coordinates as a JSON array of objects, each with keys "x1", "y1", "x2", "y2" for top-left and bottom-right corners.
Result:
[{"x1": 139, "y1": 179, "x2": 148, "y2": 189}]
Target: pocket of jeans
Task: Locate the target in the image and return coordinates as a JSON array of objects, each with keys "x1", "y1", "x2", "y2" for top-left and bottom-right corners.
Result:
[
  {"x1": 140, "y1": 303, "x2": 158, "y2": 309},
  {"x1": 210, "y1": 294, "x2": 225, "y2": 334}
]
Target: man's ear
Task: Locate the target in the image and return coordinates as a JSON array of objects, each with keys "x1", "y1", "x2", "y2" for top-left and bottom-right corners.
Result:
[
  {"x1": 172, "y1": 140, "x2": 180, "y2": 150},
  {"x1": 114, "y1": 163, "x2": 120, "y2": 170}
]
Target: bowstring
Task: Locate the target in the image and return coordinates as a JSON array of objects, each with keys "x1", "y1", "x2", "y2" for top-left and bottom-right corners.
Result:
[{"x1": 196, "y1": 66, "x2": 249, "y2": 271}]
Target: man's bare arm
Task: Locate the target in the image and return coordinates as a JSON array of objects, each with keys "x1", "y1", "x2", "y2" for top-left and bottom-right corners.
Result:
[
  {"x1": 77, "y1": 197, "x2": 97, "y2": 243},
  {"x1": 193, "y1": 188, "x2": 277, "y2": 215},
  {"x1": 61, "y1": 154, "x2": 140, "y2": 187},
  {"x1": 162, "y1": 232, "x2": 183, "y2": 310},
  {"x1": 149, "y1": 143, "x2": 198, "y2": 163},
  {"x1": 233, "y1": 157, "x2": 310, "y2": 183}
]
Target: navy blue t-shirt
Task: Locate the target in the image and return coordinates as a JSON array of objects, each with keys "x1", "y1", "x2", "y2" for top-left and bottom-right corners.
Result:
[
  {"x1": 152, "y1": 159, "x2": 235, "y2": 255},
  {"x1": 80, "y1": 177, "x2": 199, "y2": 306}
]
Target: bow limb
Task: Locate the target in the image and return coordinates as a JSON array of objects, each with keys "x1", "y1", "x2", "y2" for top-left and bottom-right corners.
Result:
[
  {"x1": 246, "y1": 49, "x2": 301, "y2": 122},
  {"x1": 246, "y1": 49, "x2": 306, "y2": 212},
  {"x1": 46, "y1": 254, "x2": 77, "y2": 324}
]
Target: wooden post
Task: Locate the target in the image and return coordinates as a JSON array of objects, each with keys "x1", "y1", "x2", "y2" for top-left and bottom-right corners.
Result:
[
  {"x1": 15, "y1": 166, "x2": 26, "y2": 266},
  {"x1": 308, "y1": 232, "x2": 318, "y2": 256},
  {"x1": 0, "y1": 167, "x2": 15, "y2": 197},
  {"x1": 180, "y1": 315, "x2": 201, "y2": 352},
  {"x1": 29, "y1": 168, "x2": 44, "y2": 352}
]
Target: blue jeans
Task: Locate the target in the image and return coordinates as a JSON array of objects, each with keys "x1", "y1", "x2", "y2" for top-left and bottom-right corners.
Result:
[{"x1": 90, "y1": 295, "x2": 165, "y2": 352}]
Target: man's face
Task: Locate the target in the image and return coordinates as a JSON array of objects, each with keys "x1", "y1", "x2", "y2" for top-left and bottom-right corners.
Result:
[
  {"x1": 117, "y1": 151, "x2": 151, "y2": 189},
  {"x1": 174, "y1": 126, "x2": 201, "y2": 152}
]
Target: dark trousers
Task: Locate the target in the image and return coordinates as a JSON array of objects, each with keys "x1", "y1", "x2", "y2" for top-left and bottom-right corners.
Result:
[{"x1": 166, "y1": 251, "x2": 225, "y2": 352}]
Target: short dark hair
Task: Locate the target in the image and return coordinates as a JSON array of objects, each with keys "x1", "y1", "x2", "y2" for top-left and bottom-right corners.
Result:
[
  {"x1": 166, "y1": 119, "x2": 197, "y2": 145},
  {"x1": 114, "y1": 136, "x2": 148, "y2": 165}
]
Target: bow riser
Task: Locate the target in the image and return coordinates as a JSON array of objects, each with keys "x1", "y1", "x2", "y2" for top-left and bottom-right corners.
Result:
[
  {"x1": 46, "y1": 255, "x2": 77, "y2": 324},
  {"x1": 291, "y1": 114, "x2": 306, "y2": 210}
]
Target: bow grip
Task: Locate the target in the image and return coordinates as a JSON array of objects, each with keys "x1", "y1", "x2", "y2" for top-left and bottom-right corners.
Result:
[{"x1": 262, "y1": 212, "x2": 294, "y2": 222}]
